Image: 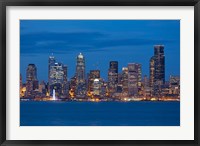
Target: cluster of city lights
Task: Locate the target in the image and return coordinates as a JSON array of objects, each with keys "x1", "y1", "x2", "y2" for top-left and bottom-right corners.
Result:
[{"x1": 20, "y1": 45, "x2": 180, "y2": 102}]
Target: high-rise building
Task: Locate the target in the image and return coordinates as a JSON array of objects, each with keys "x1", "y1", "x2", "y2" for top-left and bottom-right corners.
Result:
[
  {"x1": 149, "y1": 45, "x2": 165, "y2": 96},
  {"x1": 88, "y1": 70, "x2": 100, "y2": 96},
  {"x1": 49, "y1": 62, "x2": 64, "y2": 96},
  {"x1": 109, "y1": 61, "x2": 118, "y2": 73},
  {"x1": 108, "y1": 61, "x2": 118, "y2": 95},
  {"x1": 48, "y1": 54, "x2": 68, "y2": 97},
  {"x1": 154, "y1": 45, "x2": 165, "y2": 84},
  {"x1": 149, "y1": 56, "x2": 155, "y2": 88},
  {"x1": 142, "y1": 75, "x2": 151, "y2": 97},
  {"x1": 62, "y1": 65, "x2": 69, "y2": 97},
  {"x1": 48, "y1": 54, "x2": 56, "y2": 84},
  {"x1": 116, "y1": 73, "x2": 123, "y2": 93},
  {"x1": 49, "y1": 62, "x2": 64, "y2": 85},
  {"x1": 75, "y1": 53, "x2": 86, "y2": 97},
  {"x1": 127, "y1": 63, "x2": 141, "y2": 96},
  {"x1": 76, "y1": 53, "x2": 85, "y2": 83},
  {"x1": 26, "y1": 64, "x2": 38, "y2": 97},
  {"x1": 122, "y1": 67, "x2": 128, "y2": 94},
  {"x1": 93, "y1": 79, "x2": 101, "y2": 96},
  {"x1": 137, "y1": 64, "x2": 142, "y2": 95},
  {"x1": 63, "y1": 65, "x2": 67, "y2": 83},
  {"x1": 151, "y1": 45, "x2": 165, "y2": 96}
]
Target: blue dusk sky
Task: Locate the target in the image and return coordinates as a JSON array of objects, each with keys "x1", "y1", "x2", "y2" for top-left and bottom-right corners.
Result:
[{"x1": 20, "y1": 20, "x2": 180, "y2": 83}]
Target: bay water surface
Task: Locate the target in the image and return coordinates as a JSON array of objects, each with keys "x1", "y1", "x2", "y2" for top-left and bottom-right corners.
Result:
[{"x1": 20, "y1": 101, "x2": 180, "y2": 126}]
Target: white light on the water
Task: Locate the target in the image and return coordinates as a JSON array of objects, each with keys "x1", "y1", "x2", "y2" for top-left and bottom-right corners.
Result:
[{"x1": 52, "y1": 89, "x2": 56, "y2": 101}]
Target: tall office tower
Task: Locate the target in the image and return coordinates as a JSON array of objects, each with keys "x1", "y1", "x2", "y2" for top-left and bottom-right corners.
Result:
[
  {"x1": 62, "y1": 65, "x2": 69, "y2": 97},
  {"x1": 109, "y1": 61, "x2": 118, "y2": 73},
  {"x1": 127, "y1": 63, "x2": 141, "y2": 96},
  {"x1": 118, "y1": 73, "x2": 123, "y2": 85},
  {"x1": 88, "y1": 70, "x2": 100, "y2": 96},
  {"x1": 143, "y1": 75, "x2": 151, "y2": 97},
  {"x1": 49, "y1": 62, "x2": 64, "y2": 96},
  {"x1": 63, "y1": 65, "x2": 67, "y2": 83},
  {"x1": 76, "y1": 53, "x2": 85, "y2": 83},
  {"x1": 93, "y1": 79, "x2": 101, "y2": 96},
  {"x1": 108, "y1": 61, "x2": 118, "y2": 95},
  {"x1": 116, "y1": 73, "x2": 123, "y2": 93},
  {"x1": 137, "y1": 64, "x2": 142, "y2": 95},
  {"x1": 26, "y1": 64, "x2": 38, "y2": 97},
  {"x1": 122, "y1": 67, "x2": 128, "y2": 94},
  {"x1": 153, "y1": 45, "x2": 165, "y2": 96},
  {"x1": 49, "y1": 62, "x2": 64, "y2": 85},
  {"x1": 149, "y1": 56, "x2": 155, "y2": 87},
  {"x1": 154, "y1": 45, "x2": 165, "y2": 84},
  {"x1": 48, "y1": 54, "x2": 56, "y2": 84},
  {"x1": 75, "y1": 53, "x2": 86, "y2": 97}
]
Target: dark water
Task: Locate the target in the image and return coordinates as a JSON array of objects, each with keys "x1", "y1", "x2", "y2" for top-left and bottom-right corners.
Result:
[{"x1": 20, "y1": 101, "x2": 180, "y2": 126}]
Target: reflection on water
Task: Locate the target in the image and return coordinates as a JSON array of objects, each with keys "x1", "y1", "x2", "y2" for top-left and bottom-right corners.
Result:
[{"x1": 20, "y1": 101, "x2": 180, "y2": 126}]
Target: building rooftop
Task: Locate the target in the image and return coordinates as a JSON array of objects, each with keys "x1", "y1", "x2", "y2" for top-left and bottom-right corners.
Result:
[{"x1": 78, "y1": 53, "x2": 84, "y2": 59}]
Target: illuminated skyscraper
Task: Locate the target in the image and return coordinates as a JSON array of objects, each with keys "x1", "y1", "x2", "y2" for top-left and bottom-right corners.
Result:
[
  {"x1": 26, "y1": 64, "x2": 38, "y2": 97},
  {"x1": 109, "y1": 61, "x2": 118, "y2": 73},
  {"x1": 48, "y1": 54, "x2": 68, "y2": 97},
  {"x1": 26, "y1": 64, "x2": 37, "y2": 81},
  {"x1": 150, "y1": 45, "x2": 165, "y2": 96},
  {"x1": 108, "y1": 61, "x2": 118, "y2": 95},
  {"x1": 49, "y1": 62, "x2": 64, "y2": 85},
  {"x1": 154, "y1": 45, "x2": 165, "y2": 84},
  {"x1": 62, "y1": 65, "x2": 69, "y2": 97},
  {"x1": 127, "y1": 63, "x2": 141, "y2": 96},
  {"x1": 142, "y1": 75, "x2": 151, "y2": 97},
  {"x1": 122, "y1": 67, "x2": 128, "y2": 94},
  {"x1": 63, "y1": 65, "x2": 67, "y2": 83},
  {"x1": 76, "y1": 53, "x2": 85, "y2": 83},
  {"x1": 49, "y1": 62, "x2": 65, "y2": 96},
  {"x1": 88, "y1": 70, "x2": 100, "y2": 96},
  {"x1": 137, "y1": 64, "x2": 142, "y2": 95},
  {"x1": 149, "y1": 56, "x2": 155, "y2": 88},
  {"x1": 75, "y1": 53, "x2": 86, "y2": 97},
  {"x1": 93, "y1": 78, "x2": 101, "y2": 96},
  {"x1": 48, "y1": 54, "x2": 56, "y2": 84}
]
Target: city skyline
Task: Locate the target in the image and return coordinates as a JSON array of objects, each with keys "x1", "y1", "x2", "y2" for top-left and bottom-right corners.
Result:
[
  {"x1": 20, "y1": 20, "x2": 180, "y2": 82},
  {"x1": 20, "y1": 44, "x2": 180, "y2": 101}
]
